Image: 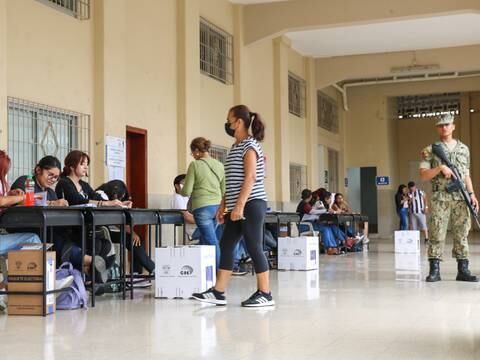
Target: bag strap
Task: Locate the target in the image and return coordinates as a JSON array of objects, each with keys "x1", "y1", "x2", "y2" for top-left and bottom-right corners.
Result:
[
  {"x1": 199, "y1": 159, "x2": 222, "y2": 185},
  {"x1": 59, "y1": 262, "x2": 73, "y2": 271}
]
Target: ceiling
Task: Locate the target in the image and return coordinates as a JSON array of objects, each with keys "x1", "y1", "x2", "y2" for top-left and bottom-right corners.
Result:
[
  {"x1": 285, "y1": 13, "x2": 480, "y2": 58},
  {"x1": 229, "y1": 0, "x2": 286, "y2": 4}
]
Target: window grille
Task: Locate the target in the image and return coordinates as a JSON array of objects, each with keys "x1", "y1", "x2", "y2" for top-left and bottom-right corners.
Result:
[
  {"x1": 210, "y1": 145, "x2": 229, "y2": 164},
  {"x1": 289, "y1": 163, "x2": 307, "y2": 202},
  {"x1": 7, "y1": 97, "x2": 90, "y2": 183},
  {"x1": 200, "y1": 18, "x2": 233, "y2": 85},
  {"x1": 288, "y1": 72, "x2": 306, "y2": 118},
  {"x1": 37, "y1": 0, "x2": 90, "y2": 20},
  {"x1": 318, "y1": 92, "x2": 339, "y2": 133},
  {"x1": 397, "y1": 92, "x2": 460, "y2": 119}
]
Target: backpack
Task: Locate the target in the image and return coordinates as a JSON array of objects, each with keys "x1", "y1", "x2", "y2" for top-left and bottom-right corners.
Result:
[{"x1": 56, "y1": 262, "x2": 88, "y2": 310}]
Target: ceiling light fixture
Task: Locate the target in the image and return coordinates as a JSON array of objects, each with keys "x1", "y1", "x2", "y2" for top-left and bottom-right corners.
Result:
[{"x1": 390, "y1": 64, "x2": 440, "y2": 74}]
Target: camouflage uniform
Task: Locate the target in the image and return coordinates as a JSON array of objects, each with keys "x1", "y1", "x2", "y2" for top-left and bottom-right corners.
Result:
[{"x1": 419, "y1": 140, "x2": 471, "y2": 260}]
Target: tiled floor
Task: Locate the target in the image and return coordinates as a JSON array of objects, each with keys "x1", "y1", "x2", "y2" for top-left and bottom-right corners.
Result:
[{"x1": 2, "y1": 236, "x2": 480, "y2": 359}]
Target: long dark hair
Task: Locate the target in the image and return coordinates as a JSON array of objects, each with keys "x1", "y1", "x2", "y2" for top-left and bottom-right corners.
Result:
[
  {"x1": 62, "y1": 150, "x2": 90, "y2": 177},
  {"x1": 320, "y1": 191, "x2": 332, "y2": 209},
  {"x1": 229, "y1": 105, "x2": 265, "y2": 141},
  {"x1": 397, "y1": 184, "x2": 407, "y2": 195},
  {"x1": 96, "y1": 180, "x2": 130, "y2": 201},
  {"x1": 35, "y1": 156, "x2": 61, "y2": 175}
]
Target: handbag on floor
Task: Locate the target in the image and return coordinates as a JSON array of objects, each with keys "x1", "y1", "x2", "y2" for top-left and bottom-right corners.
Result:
[{"x1": 56, "y1": 262, "x2": 88, "y2": 310}]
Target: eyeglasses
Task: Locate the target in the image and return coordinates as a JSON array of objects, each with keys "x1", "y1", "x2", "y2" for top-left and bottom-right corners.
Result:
[{"x1": 47, "y1": 172, "x2": 59, "y2": 181}]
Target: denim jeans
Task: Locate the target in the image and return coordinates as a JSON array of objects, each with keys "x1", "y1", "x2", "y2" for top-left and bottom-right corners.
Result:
[
  {"x1": 306, "y1": 221, "x2": 337, "y2": 249},
  {"x1": 193, "y1": 205, "x2": 220, "y2": 267},
  {"x1": 0, "y1": 233, "x2": 41, "y2": 256},
  {"x1": 399, "y1": 208, "x2": 409, "y2": 230},
  {"x1": 233, "y1": 238, "x2": 247, "y2": 265},
  {"x1": 330, "y1": 224, "x2": 347, "y2": 243}
]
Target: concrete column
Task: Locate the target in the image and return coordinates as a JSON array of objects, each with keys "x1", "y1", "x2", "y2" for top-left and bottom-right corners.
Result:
[
  {"x1": 0, "y1": 0, "x2": 7, "y2": 148},
  {"x1": 304, "y1": 57, "x2": 318, "y2": 190},
  {"x1": 233, "y1": 5, "x2": 245, "y2": 104},
  {"x1": 176, "y1": 0, "x2": 200, "y2": 173},
  {"x1": 273, "y1": 36, "x2": 290, "y2": 209},
  {"x1": 459, "y1": 93, "x2": 471, "y2": 147},
  {"x1": 92, "y1": 0, "x2": 106, "y2": 182}
]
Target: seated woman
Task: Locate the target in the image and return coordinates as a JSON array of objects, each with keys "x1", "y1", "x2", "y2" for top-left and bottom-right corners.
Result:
[
  {"x1": 331, "y1": 193, "x2": 352, "y2": 214},
  {"x1": 171, "y1": 174, "x2": 200, "y2": 243},
  {"x1": 0, "y1": 150, "x2": 43, "y2": 301},
  {"x1": 331, "y1": 193, "x2": 369, "y2": 244},
  {"x1": 96, "y1": 180, "x2": 155, "y2": 278},
  {"x1": 318, "y1": 192, "x2": 351, "y2": 248},
  {"x1": 55, "y1": 150, "x2": 123, "y2": 283},
  {"x1": 10, "y1": 156, "x2": 113, "y2": 272},
  {"x1": 297, "y1": 189, "x2": 339, "y2": 255}
]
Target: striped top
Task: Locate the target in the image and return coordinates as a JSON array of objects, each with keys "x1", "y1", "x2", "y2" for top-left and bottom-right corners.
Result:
[
  {"x1": 409, "y1": 189, "x2": 426, "y2": 214},
  {"x1": 225, "y1": 137, "x2": 267, "y2": 211}
]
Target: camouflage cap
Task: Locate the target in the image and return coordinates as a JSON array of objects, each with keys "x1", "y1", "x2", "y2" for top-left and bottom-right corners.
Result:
[{"x1": 435, "y1": 113, "x2": 455, "y2": 126}]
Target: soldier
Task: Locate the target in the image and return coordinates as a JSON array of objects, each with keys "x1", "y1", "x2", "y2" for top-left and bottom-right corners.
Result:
[{"x1": 419, "y1": 113, "x2": 479, "y2": 282}]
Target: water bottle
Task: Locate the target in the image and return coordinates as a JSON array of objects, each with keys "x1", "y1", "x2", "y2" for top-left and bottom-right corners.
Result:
[{"x1": 24, "y1": 175, "x2": 35, "y2": 206}]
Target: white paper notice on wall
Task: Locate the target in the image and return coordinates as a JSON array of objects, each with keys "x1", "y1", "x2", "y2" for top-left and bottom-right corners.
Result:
[
  {"x1": 108, "y1": 166, "x2": 124, "y2": 182},
  {"x1": 106, "y1": 136, "x2": 126, "y2": 168}
]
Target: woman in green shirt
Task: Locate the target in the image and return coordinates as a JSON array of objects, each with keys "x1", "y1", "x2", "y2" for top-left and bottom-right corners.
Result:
[{"x1": 181, "y1": 137, "x2": 225, "y2": 267}]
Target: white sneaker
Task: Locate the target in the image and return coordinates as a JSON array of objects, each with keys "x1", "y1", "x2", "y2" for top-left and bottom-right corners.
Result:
[
  {"x1": 354, "y1": 234, "x2": 365, "y2": 244},
  {"x1": 0, "y1": 295, "x2": 7, "y2": 313}
]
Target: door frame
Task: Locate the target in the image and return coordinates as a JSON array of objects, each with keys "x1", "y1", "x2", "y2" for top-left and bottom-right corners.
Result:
[{"x1": 126, "y1": 126, "x2": 148, "y2": 208}]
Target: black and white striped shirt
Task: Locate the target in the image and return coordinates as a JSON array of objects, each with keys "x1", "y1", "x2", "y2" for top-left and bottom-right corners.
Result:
[
  {"x1": 409, "y1": 189, "x2": 426, "y2": 214},
  {"x1": 225, "y1": 137, "x2": 267, "y2": 211}
]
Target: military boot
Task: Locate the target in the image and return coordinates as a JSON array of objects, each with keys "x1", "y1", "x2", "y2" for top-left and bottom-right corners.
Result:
[
  {"x1": 456, "y1": 259, "x2": 478, "y2": 282},
  {"x1": 426, "y1": 259, "x2": 441, "y2": 282}
]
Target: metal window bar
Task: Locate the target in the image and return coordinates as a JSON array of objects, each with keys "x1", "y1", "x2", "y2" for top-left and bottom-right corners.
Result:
[
  {"x1": 200, "y1": 18, "x2": 233, "y2": 85},
  {"x1": 317, "y1": 92, "x2": 339, "y2": 133},
  {"x1": 288, "y1": 72, "x2": 306, "y2": 118},
  {"x1": 7, "y1": 97, "x2": 90, "y2": 184},
  {"x1": 36, "y1": 0, "x2": 90, "y2": 20},
  {"x1": 289, "y1": 163, "x2": 307, "y2": 202},
  {"x1": 397, "y1": 92, "x2": 461, "y2": 119},
  {"x1": 210, "y1": 145, "x2": 229, "y2": 164}
]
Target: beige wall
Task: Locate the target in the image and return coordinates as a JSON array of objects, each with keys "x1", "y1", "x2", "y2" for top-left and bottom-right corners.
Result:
[
  {"x1": 0, "y1": 0, "x2": 7, "y2": 147},
  {"x1": 288, "y1": 48, "x2": 307, "y2": 167},
  {"x1": 345, "y1": 77, "x2": 480, "y2": 235},
  {"x1": 243, "y1": 0, "x2": 480, "y2": 45},
  {"x1": 316, "y1": 44, "x2": 480, "y2": 89},
  {"x1": 2, "y1": 0, "x2": 479, "y2": 237}
]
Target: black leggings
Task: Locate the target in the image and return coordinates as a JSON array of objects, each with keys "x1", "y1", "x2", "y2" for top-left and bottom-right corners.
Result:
[
  {"x1": 219, "y1": 199, "x2": 268, "y2": 273},
  {"x1": 109, "y1": 231, "x2": 155, "y2": 274}
]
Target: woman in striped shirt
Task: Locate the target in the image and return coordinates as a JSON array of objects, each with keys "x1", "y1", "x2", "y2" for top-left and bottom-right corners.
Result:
[{"x1": 193, "y1": 105, "x2": 274, "y2": 307}]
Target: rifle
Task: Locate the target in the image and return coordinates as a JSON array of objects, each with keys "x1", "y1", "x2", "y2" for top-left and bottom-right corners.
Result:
[{"x1": 431, "y1": 143, "x2": 480, "y2": 229}]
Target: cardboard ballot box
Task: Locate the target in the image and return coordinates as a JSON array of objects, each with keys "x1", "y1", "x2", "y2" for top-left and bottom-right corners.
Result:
[
  {"x1": 155, "y1": 246, "x2": 215, "y2": 299},
  {"x1": 278, "y1": 237, "x2": 319, "y2": 271},
  {"x1": 7, "y1": 244, "x2": 56, "y2": 316}
]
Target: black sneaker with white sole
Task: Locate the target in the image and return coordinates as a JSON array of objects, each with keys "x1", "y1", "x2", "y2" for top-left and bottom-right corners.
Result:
[
  {"x1": 192, "y1": 287, "x2": 227, "y2": 306},
  {"x1": 241, "y1": 290, "x2": 275, "y2": 307}
]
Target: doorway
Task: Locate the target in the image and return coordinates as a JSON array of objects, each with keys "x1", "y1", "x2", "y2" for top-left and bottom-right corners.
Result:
[
  {"x1": 347, "y1": 167, "x2": 378, "y2": 234},
  {"x1": 126, "y1": 126, "x2": 148, "y2": 208}
]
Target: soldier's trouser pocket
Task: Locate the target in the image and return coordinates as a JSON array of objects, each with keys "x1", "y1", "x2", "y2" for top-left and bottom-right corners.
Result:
[{"x1": 427, "y1": 200, "x2": 470, "y2": 259}]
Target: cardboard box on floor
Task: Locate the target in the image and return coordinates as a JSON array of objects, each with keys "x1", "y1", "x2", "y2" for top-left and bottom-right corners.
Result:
[
  {"x1": 278, "y1": 237, "x2": 319, "y2": 271},
  {"x1": 155, "y1": 245, "x2": 215, "y2": 299},
  {"x1": 7, "y1": 244, "x2": 56, "y2": 316}
]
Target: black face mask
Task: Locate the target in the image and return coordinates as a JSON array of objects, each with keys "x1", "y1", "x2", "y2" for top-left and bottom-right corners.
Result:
[{"x1": 224, "y1": 122, "x2": 235, "y2": 137}]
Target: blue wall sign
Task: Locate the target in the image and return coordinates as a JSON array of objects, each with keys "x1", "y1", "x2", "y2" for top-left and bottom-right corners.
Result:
[{"x1": 376, "y1": 176, "x2": 390, "y2": 186}]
